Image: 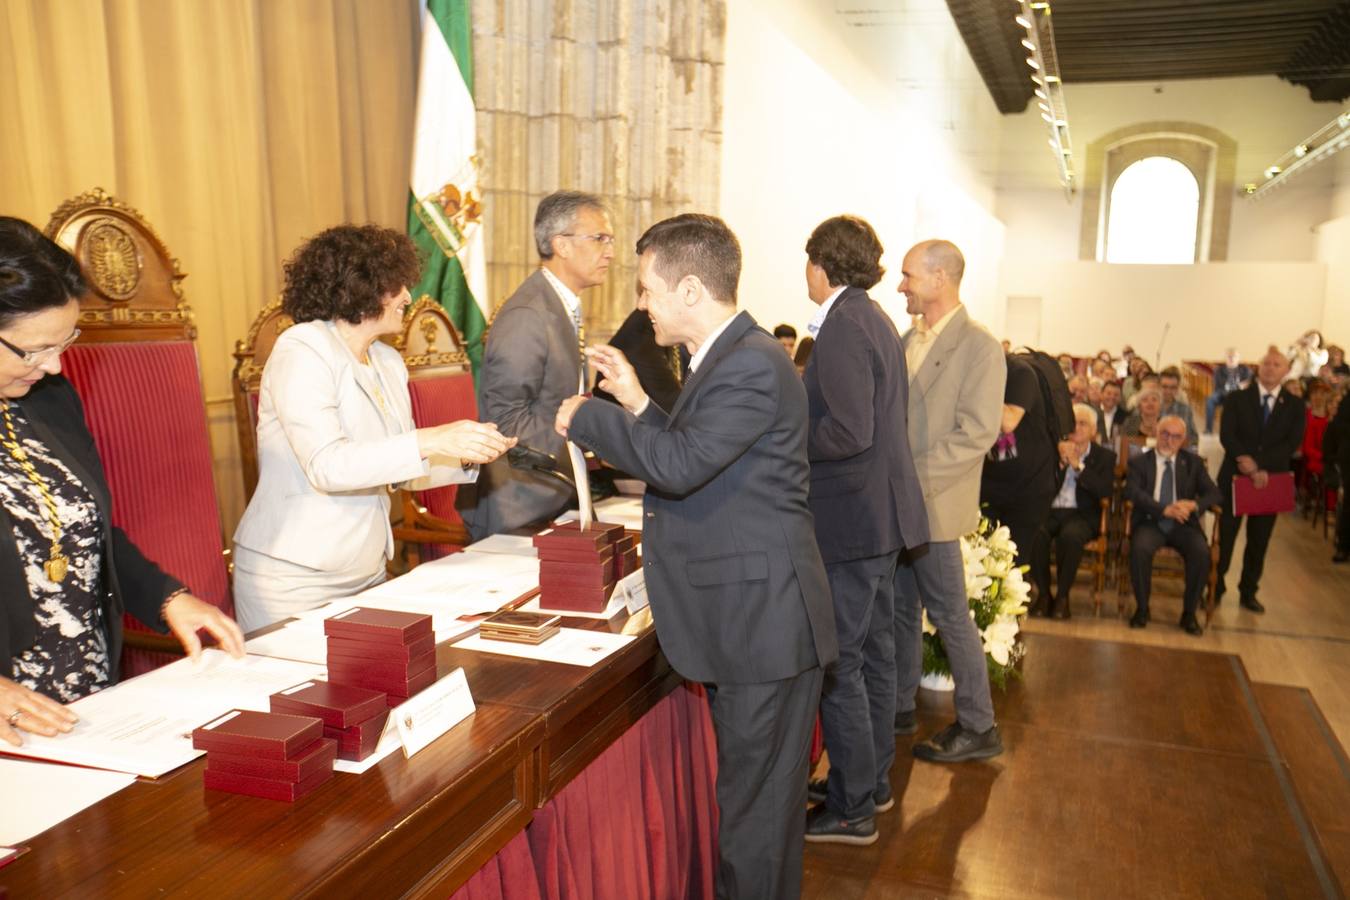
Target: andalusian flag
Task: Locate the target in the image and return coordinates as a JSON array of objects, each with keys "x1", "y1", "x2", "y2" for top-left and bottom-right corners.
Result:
[{"x1": 408, "y1": 0, "x2": 489, "y2": 372}]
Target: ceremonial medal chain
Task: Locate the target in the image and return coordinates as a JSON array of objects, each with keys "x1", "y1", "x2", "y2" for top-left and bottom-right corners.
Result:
[{"x1": 1, "y1": 402, "x2": 69, "y2": 582}]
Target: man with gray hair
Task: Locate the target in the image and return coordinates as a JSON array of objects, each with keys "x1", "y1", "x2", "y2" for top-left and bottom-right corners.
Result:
[{"x1": 457, "y1": 190, "x2": 615, "y2": 538}]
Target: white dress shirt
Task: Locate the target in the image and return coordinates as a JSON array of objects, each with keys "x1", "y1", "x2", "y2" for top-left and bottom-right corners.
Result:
[{"x1": 805, "y1": 287, "x2": 845, "y2": 338}]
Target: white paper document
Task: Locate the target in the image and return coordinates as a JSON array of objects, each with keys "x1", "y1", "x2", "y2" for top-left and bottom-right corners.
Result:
[
  {"x1": 452, "y1": 627, "x2": 635, "y2": 667},
  {"x1": 0, "y1": 651, "x2": 325, "y2": 777},
  {"x1": 556, "y1": 495, "x2": 645, "y2": 532},
  {"x1": 522, "y1": 590, "x2": 627, "y2": 621},
  {"x1": 567, "y1": 440, "x2": 593, "y2": 527},
  {"x1": 0, "y1": 758, "x2": 136, "y2": 845},
  {"x1": 462, "y1": 533, "x2": 538, "y2": 557}
]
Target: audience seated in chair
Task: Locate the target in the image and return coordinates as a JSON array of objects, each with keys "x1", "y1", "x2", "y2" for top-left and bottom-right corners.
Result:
[
  {"x1": 1124, "y1": 416, "x2": 1222, "y2": 636},
  {"x1": 1097, "y1": 381, "x2": 1124, "y2": 445},
  {"x1": 1206, "y1": 347, "x2": 1249, "y2": 434},
  {"x1": 1157, "y1": 366, "x2": 1198, "y2": 445},
  {"x1": 1028, "y1": 403, "x2": 1115, "y2": 619},
  {"x1": 1122, "y1": 386, "x2": 1163, "y2": 439}
]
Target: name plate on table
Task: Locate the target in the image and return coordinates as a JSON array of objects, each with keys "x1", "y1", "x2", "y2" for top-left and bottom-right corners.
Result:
[
  {"x1": 619, "y1": 568, "x2": 648, "y2": 614},
  {"x1": 392, "y1": 668, "x2": 475, "y2": 758}
]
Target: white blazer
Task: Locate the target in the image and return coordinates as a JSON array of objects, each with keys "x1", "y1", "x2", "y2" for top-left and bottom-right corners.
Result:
[{"x1": 233, "y1": 320, "x2": 475, "y2": 573}]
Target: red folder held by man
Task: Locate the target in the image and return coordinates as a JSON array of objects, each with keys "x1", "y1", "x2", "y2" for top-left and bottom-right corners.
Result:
[{"x1": 1231, "y1": 472, "x2": 1295, "y2": 517}]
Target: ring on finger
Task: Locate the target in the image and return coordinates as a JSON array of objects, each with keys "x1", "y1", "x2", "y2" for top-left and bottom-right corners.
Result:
[{"x1": 6, "y1": 709, "x2": 21, "y2": 726}]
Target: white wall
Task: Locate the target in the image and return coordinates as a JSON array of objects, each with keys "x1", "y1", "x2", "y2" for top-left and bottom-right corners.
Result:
[
  {"x1": 719, "y1": 0, "x2": 1005, "y2": 336},
  {"x1": 998, "y1": 260, "x2": 1327, "y2": 361}
]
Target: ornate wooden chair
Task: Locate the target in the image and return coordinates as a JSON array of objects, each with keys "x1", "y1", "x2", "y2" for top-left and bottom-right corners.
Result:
[
  {"x1": 231, "y1": 297, "x2": 473, "y2": 567},
  {"x1": 44, "y1": 189, "x2": 232, "y2": 675}
]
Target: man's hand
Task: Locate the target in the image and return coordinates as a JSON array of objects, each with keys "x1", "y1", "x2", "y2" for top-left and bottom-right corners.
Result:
[
  {"x1": 164, "y1": 592, "x2": 246, "y2": 660},
  {"x1": 1252, "y1": 469, "x2": 1269, "y2": 489},
  {"x1": 586, "y1": 345, "x2": 649, "y2": 414},
  {"x1": 555, "y1": 395, "x2": 588, "y2": 439},
  {"x1": 1236, "y1": 454, "x2": 1258, "y2": 475},
  {"x1": 1057, "y1": 439, "x2": 1080, "y2": 467}
]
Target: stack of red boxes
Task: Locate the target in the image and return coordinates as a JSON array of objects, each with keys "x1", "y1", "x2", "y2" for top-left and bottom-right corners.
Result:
[
  {"x1": 193, "y1": 709, "x2": 336, "y2": 801},
  {"x1": 612, "y1": 532, "x2": 639, "y2": 580},
  {"x1": 324, "y1": 608, "x2": 437, "y2": 711},
  {"x1": 533, "y1": 521, "x2": 627, "y2": 613},
  {"x1": 270, "y1": 680, "x2": 390, "y2": 763}
]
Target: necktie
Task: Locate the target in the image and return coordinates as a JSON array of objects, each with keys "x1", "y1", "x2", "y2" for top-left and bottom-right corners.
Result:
[
  {"x1": 1159, "y1": 458, "x2": 1176, "y2": 535},
  {"x1": 1262, "y1": 394, "x2": 1272, "y2": 424}
]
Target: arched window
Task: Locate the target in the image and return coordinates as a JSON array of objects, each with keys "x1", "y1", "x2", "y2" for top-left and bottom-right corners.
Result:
[{"x1": 1105, "y1": 157, "x2": 1199, "y2": 264}]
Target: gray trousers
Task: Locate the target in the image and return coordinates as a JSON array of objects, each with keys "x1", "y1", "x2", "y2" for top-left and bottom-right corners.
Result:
[
  {"x1": 819, "y1": 551, "x2": 898, "y2": 820},
  {"x1": 894, "y1": 540, "x2": 996, "y2": 733},
  {"x1": 706, "y1": 666, "x2": 824, "y2": 900}
]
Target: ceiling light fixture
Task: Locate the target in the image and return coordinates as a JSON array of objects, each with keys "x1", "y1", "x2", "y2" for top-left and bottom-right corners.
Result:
[
  {"x1": 1246, "y1": 107, "x2": 1350, "y2": 199},
  {"x1": 1017, "y1": 1, "x2": 1074, "y2": 195}
]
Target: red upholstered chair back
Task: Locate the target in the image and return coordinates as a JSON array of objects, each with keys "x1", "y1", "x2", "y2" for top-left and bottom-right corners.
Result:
[
  {"x1": 394, "y1": 298, "x2": 475, "y2": 561},
  {"x1": 45, "y1": 189, "x2": 231, "y2": 676}
]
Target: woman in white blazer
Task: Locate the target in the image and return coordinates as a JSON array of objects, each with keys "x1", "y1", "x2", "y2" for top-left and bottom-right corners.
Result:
[{"x1": 232, "y1": 225, "x2": 514, "y2": 632}]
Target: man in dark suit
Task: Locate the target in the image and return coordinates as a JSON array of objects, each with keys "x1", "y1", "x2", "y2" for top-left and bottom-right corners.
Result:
[
  {"x1": 797, "y1": 216, "x2": 928, "y2": 846},
  {"x1": 458, "y1": 191, "x2": 614, "y2": 539},
  {"x1": 556, "y1": 214, "x2": 837, "y2": 900},
  {"x1": 1126, "y1": 416, "x2": 1222, "y2": 635},
  {"x1": 1028, "y1": 403, "x2": 1116, "y2": 619},
  {"x1": 1096, "y1": 380, "x2": 1124, "y2": 446},
  {"x1": 1217, "y1": 347, "x2": 1306, "y2": 612}
]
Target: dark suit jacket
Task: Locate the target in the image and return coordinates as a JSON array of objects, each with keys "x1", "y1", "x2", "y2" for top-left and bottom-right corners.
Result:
[
  {"x1": 1217, "y1": 383, "x2": 1306, "y2": 496},
  {"x1": 459, "y1": 270, "x2": 582, "y2": 538},
  {"x1": 1058, "y1": 442, "x2": 1116, "y2": 515},
  {"x1": 3, "y1": 376, "x2": 179, "y2": 682},
  {"x1": 1126, "y1": 448, "x2": 1221, "y2": 533},
  {"x1": 569, "y1": 311, "x2": 838, "y2": 685},
  {"x1": 803, "y1": 287, "x2": 927, "y2": 563},
  {"x1": 593, "y1": 308, "x2": 683, "y2": 414}
]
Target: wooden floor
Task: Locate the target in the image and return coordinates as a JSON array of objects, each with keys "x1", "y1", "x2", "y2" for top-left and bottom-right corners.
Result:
[{"x1": 803, "y1": 510, "x2": 1350, "y2": 899}]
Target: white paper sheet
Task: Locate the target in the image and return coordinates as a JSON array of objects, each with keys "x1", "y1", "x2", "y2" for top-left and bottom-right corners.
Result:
[
  {"x1": 0, "y1": 651, "x2": 325, "y2": 777},
  {"x1": 521, "y1": 591, "x2": 627, "y2": 621},
  {"x1": 452, "y1": 627, "x2": 635, "y2": 667},
  {"x1": 0, "y1": 758, "x2": 137, "y2": 845},
  {"x1": 245, "y1": 622, "x2": 330, "y2": 665},
  {"x1": 462, "y1": 533, "x2": 537, "y2": 557},
  {"x1": 556, "y1": 495, "x2": 645, "y2": 532},
  {"x1": 567, "y1": 441, "x2": 593, "y2": 526}
]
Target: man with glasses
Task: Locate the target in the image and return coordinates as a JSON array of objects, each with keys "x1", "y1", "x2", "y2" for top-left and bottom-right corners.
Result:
[
  {"x1": 1124, "y1": 415, "x2": 1221, "y2": 635},
  {"x1": 458, "y1": 191, "x2": 615, "y2": 538},
  {"x1": 1158, "y1": 366, "x2": 1198, "y2": 446}
]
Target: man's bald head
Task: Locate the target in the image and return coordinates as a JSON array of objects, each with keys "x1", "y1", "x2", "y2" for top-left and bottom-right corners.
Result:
[
  {"x1": 899, "y1": 239, "x2": 965, "y2": 319},
  {"x1": 1257, "y1": 346, "x2": 1290, "y2": 391},
  {"x1": 915, "y1": 239, "x2": 965, "y2": 285}
]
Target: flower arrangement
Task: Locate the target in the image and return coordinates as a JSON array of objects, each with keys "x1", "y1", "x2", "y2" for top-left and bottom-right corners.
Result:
[{"x1": 921, "y1": 517, "x2": 1030, "y2": 691}]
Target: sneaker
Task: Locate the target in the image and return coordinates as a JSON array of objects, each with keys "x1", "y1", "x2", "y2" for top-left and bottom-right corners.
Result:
[
  {"x1": 808, "y1": 778, "x2": 895, "y2": 813},
  {"x1": 804, "y1": 804, "x2": 878, "y2": 846},
  {"x1": 912, "y1": 722, "x2": 1003, "y2": 763},
  {"x1": 894, "y1": 708, "x2": 917, "y2": 735}
]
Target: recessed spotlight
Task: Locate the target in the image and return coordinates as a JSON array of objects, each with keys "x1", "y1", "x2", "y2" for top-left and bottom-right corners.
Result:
[
  {"x1": 1015, "y1": 15, "x2": 1032, "y2": 28},
  {"x1": 1021, "y1": 38, "x2": 1036, "y2": 51},
  {"x1": 1026, "y1": 56, "x2": 1040, "y2": 69}
]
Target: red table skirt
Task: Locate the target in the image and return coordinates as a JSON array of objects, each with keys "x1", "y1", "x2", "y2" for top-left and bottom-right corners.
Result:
[{"x1": 452, "y1": 683, "x2": 719, "y2": 900}]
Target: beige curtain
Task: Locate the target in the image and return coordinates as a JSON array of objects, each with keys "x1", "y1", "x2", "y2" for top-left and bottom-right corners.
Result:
[
  {"x1": 0, "y1": 0, "x2": 420, "y2": 529},
  {"x1": 472, "y1": 0, "x2": 726, "y2": 337}
]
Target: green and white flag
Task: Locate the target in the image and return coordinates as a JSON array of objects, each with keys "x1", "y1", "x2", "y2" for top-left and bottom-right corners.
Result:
[{"x1": 408, "y1": 0, "x2": 489, "y2": 372}]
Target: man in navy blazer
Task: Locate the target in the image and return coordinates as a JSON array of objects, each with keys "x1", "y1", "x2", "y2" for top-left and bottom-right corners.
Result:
[
  {"x1": 1216, "y1": 347, "x2": 1305, "y2": 613},
  {"x1": 1125, "y1": 416, "x2": 1222, "y2": 634},
  {"x1": 798, "y1": 216, "x2": 927, "y2": 846},
  {"x1": 557, "y1": 214, "x2": 837, "y2": 900}
]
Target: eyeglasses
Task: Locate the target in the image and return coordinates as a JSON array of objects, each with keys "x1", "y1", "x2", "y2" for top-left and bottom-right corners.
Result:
[
  {"x1": 1157, "y1": 430, "x2": 1186, "y2": 441},
  {"x1": 560, "y1": 233, "x2": 616, "y2": 247},
  {"x1": 0, "y1": 329, "x2": 81, "y2": 367}
]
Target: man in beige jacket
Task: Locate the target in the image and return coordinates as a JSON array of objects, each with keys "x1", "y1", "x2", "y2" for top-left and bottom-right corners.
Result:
[{"x1": 893, "y1": 240, "x2": 1006, "y2": 763}]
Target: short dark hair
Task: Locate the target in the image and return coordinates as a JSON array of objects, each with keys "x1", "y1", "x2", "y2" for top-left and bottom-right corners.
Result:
[
  {"x1": 805, "y1": 215, "x2": 884, "y2": 289},
  {"x1": 773, "y1": 323, "x2": 797, "y2": 340},
  {"x1": 534, "y1": 191, "x2": 606, "y2": 260},
  {"x1": 0, "y1": 217, "x2": 87, "y2": 328},
  {"x1": 282, "y1": 224, "x2": 420, "y2": 326},
  {"x1": 635, "y1": 214, "x2": 741, "y2": 305},
  {"x1": 1159, "y1": 365, "x2": 1181, "y2": 383}
]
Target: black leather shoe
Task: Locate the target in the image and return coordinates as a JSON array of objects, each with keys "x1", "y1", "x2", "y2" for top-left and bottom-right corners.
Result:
[
  {"x1": 1215, "y1": 579, "x2": 1227, "y2": 599},
  {"x1": 804, "y1": 804, "x2": 878, "y2": 845},
  {"x1": 1129, "y1": 610, "x2": 1148, "y2": 629},
  {"x1": 1028, "y1": 594, "x2": 1048, "y2": 617},
  {"x1": 894, "y1": 708, "x2": 917, "y2": 735},
  {"x1": 1239, "y1": 596, "x2": 1266, "y2": 614},
  {"x1": 1051, "y1": 596, "x2": 1071, "y2": 620},
  {"x1": 1179, "y1": 615, "x2": 1203, "y2": 636},
  {"x1": 912, "y1": 722, "x2": 1003, "y2": 763},
  {"x1": 1333, "y1": 550, "x2": 1349, "y2": 564}
]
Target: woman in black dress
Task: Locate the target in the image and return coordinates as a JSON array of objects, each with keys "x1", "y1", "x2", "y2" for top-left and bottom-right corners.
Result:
[{"x1": 0, "y1": 217, "x2": 243, "y2": 747}]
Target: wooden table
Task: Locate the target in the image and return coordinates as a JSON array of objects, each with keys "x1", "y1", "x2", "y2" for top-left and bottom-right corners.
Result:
[{"x1": 0, "y1": 611, "x2": 676, "y2": 898}]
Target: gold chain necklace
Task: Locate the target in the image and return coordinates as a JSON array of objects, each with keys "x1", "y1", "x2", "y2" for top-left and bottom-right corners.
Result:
[{"x1": 1, "y1": 401, "x2": 69, "y2": 582}]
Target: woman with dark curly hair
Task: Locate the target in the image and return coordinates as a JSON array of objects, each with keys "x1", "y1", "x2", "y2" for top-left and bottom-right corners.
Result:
[
  {"x1": 232, "y1": 224, "x2": 514, "y2": 631},
  {"x1": 0, "y1": 218, "x2": 244, "y2": 746}
]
